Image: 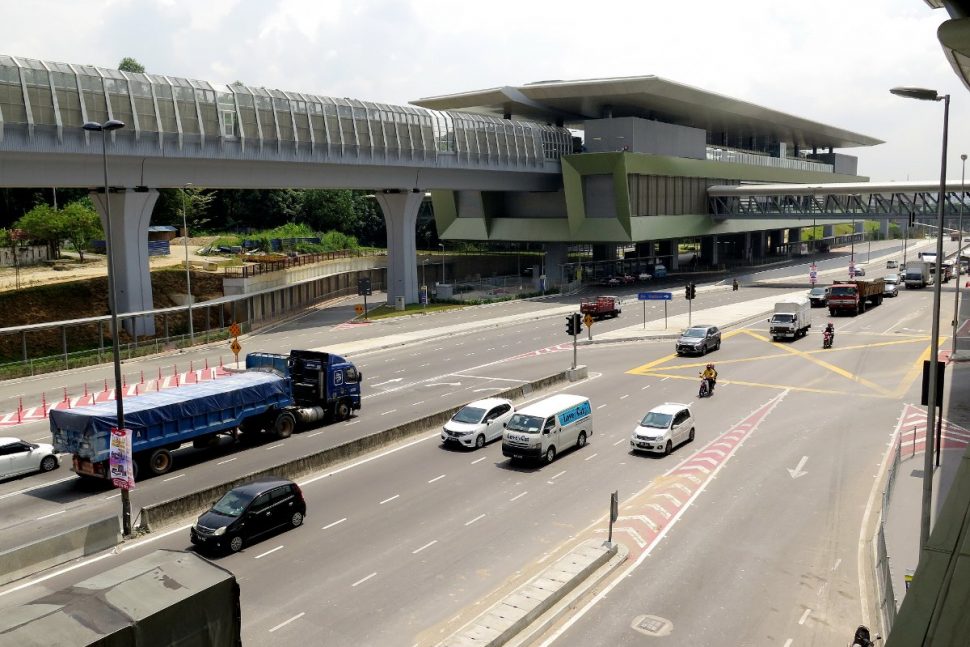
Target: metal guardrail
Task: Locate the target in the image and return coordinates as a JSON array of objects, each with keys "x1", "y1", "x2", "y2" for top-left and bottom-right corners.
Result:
[
  {"x1": 220, "y1": 248, "x2": 381, "y2": 278},
  {"x1": 877, "y1": 437, "x2": 903, "y2": 634}
]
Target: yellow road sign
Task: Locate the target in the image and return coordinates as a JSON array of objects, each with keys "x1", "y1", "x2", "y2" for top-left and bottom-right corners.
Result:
[
  {"x1": 230, "y1": 339, "x2": 242, "y2": 355},
  {"x1": 229, "y1": 323, "x2": 241, "y2": 337},
  {"x1": 355, "y1": 304, "x2": 365, "y2": 315},
  {"x1": 583, "y1": 314, "x2": 593, "y2": 328}
]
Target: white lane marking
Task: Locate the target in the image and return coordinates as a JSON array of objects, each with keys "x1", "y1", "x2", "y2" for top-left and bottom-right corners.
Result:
[
  {"x1": 412, "y1": 401, "x2": 425, "y2": 406},
  {"x1": 549, "y1": 470, "x2": 566, "y2": 481},
  {"x1": 798, "y1": 608, "x2": 811, "y2": 625},
  {"x1": 471, "y1": 457, "x2": 487, "y2": 464},
  {"x1": 322, "y1": 517, "x2": 347, "y2": 530},
  {"x1": 661, "y1": 377, "x2": 669, "y2": 381},
  {"x1": 641, "y1": 385, "x2": 651, "y2": 390},
  {"x1": 833, "y1": 558, "x2": 842, "y2": 571},
  {"x1": 783, "y1": 640, "x2": 793, "y2": 647},
  {"x1": 345, "y1": 420, "x2": 360, "y2": 426},
  {"x1": 306, "y1": 431, "x2": 324, "y2": 437},
  {"x1": 509, "y1": 491, "x2": 528, "y2": 502},
  {"x1": 37, "y1": 510, "x2": 66, "y2": 520},
  {"x1": 104, "y1": 493, "x2": 121, "y2": 500},
  {"x1": 255, "y1": 545, "x2": 284, "y2": 559},
  {"x1": 379, "y1": 494, "x2": 400, "y2": 505},
  {"x1": 265, "y1": 443, "x2": 283, "y2": 450},
  {"x1": 465, "y1": 514, "x2": 486, "y2": 526},
  {"x1": 269, "y1": 612, "x2": 305, "y2": 633},
  {"x1": 0, "y1": 475, "x2": 76, "y2": 501},
  {"x1": 428, "y1": 474, "x2": 446, "y2": 484},
  {"x1": 163, "y1": 474, "x2": 185, "y2": 482},
  {"x1": 597, "y1": 404, "x2": 607, "y2": 410},
  {"x1": 584, "y1": 453, "x2": 599, "y2": 461},
  {"x1": 381, "y1": 409, "x2": 397, "y2": 416},
  {"x1": 217, "y1": 458, "x2": 237, "y2": 465},
  {"x1": 412, "y1": 540, "x2": 437, "y2": 554},
  {"x1": 612, "y1": 439, "x2": 625, "y2": 446},
  {"x1": 352, "y1": 572, "x2": 377, "y2": 587},
  {"x1": 620, "y1": 394, "x2": 629, "y2": 400}
]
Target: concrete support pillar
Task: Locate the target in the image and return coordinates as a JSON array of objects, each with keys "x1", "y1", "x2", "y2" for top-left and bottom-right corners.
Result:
[
  {"x1": 90, "y1": 188, "x2": 159, "y2": 336},
  {"x1": 634, "y1": 241, "x2": 655, "y2": 259},
  {"x1": 376, "y1": 190, "x2": 423, "y2": 305},
  {"x1": 700, "y1": 235, "x2": 719, "y2": 266},
  {"x1": 880, "y1": 219, "x2": 891, "y2": 239},
  {"x1": 788, "y1": 227, "x2": 801, "y2": 243},
  {"x1": 543, "y1": 243, "x2": 569, "y2": 286},
  {"x1": 752, "y1": 231, "x2": 767, "y2": 261},
  {"x1": 657, "y1": 240, "x2": 679, "y2": 270},
  {"x1": 742, "y1": 232, "x2": 753, "y2": 263}
]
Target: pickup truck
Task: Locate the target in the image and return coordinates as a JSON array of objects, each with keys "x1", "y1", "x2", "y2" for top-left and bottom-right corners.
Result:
[
  {"x1": 580, "y1": 296, "x2": 621, "y2": 320},
  {"x1": 50, "y1": 349, "x2": 362, "y2": 479},
  {"x1": 828, "y1": 279, "x2": 885, "y2": 316}
]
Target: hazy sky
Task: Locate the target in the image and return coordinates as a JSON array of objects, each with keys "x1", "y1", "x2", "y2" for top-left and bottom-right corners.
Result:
[{"x1": 2, "y1": 0, "x2": 967, "y2": 182}]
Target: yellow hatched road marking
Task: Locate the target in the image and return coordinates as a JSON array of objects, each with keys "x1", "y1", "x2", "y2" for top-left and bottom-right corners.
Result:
[{"x1": 633, "y1": 371, "x2": 890, "y2": 398}]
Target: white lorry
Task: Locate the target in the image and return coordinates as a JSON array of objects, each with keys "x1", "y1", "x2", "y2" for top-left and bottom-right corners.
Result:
[
  {"x1": 904, "y1": 261, "x2": 932, "y2": 289},
  {"x1": 769, "y1": 296, "x2": 812, "y2": 341},
  {"x1": 501, "y1": 394, "x2": 592, "y2": 464}
]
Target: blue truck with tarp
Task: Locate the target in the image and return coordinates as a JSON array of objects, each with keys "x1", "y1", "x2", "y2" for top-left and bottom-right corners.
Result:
[{"x1": 50, "y1": 350, "x2": 362, "y2": 479}]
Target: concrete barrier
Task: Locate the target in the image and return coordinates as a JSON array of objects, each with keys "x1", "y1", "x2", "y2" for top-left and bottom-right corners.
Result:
[
  {"x1": 0, "y1": 515, "x2": 120, "y2": 586},
  {"x1": 136, "y1": 369, "x2": 578, "y2": 533}
]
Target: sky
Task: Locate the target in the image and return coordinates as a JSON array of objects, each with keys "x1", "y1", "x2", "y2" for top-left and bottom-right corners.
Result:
[{"x1": 1, "y1": 0, "x2": 968, "y2": 183}]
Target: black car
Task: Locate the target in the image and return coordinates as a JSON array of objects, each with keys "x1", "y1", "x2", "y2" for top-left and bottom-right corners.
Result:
[
  {"x1": 675, "y1": 325, "x2": 721, "y2": 355},
  {"x1": 191, "y1": 478, "x2": 306, "y2": 554}
]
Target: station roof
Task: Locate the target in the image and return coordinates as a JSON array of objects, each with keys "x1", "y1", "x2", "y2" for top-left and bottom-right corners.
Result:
[{"x1": 412, "y1": 76, "x2": 883, "y2": 149}]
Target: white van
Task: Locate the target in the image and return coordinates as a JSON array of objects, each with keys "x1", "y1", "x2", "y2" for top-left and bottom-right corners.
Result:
[{"x1": 501, "y1": 394, "x2": 592, "y2": 464}]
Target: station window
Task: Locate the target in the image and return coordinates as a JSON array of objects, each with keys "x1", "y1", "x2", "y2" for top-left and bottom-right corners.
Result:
[{"x1": 221, "y1": 109, "x2": 237, "y2": 138}]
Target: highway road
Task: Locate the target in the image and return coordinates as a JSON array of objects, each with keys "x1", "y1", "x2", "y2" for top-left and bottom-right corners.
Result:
[{"x1": 0, "y1": 237, "x2": 955, "y2": 645}]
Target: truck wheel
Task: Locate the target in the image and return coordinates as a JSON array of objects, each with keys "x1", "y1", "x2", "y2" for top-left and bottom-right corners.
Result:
[
  {"x1": 336, "y1": 401, "x2": 351, "y2": 421},
  {"x1": 274, "y1": 412, "x2": 296, "y2": 439},
  {"x1": 545, "y1": 446, "x2": 556, "y2": 464},
  {"x1": 576, "y1": 431, "x2": 587, "y2": 449},
  {"x1": 147, "y1": 449, "x2": 172, "y2": 476}
]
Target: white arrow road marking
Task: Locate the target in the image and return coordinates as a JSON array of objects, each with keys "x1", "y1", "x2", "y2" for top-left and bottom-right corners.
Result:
[{"x1": 787, "y1": 455, "x2": 809, "y2": 479}]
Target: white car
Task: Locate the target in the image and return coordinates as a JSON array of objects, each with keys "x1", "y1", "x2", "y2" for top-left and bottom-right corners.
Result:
[
  {"x1": 630, "y1": 403, "x2": 695, "y2": 456},
  {"x1": 441, "y1": 398, "x2": 515, "y2": 449},
  {"x1": 0, "y1": 437, "x2": 59, "y2": 479}
]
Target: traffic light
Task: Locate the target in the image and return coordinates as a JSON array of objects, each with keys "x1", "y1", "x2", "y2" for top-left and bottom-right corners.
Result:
[
  {"x1": 357, "y1": 277, "x2": 372, "y2": 296},
  {"x1": 909, "y1": 214, "x2": 916, "y2": 229},
  {"x1": 565, "y1": 313, "x2": 582, "y2": 336},
  {"x1": 685, "y1": 285, "x2": 691, "y2": 300},
  {"x1": 685, "y1": 283, "x2": 696, "y2": 300}
]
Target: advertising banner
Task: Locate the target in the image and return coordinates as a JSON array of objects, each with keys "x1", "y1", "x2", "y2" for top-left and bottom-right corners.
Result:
[{"x1": 109, "y1": 427, "x2": 135, "y2": 490}]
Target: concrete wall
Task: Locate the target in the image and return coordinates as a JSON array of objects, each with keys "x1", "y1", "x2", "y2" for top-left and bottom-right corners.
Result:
[
  {"x1": 137, "y1": 368, "x2": 584, "y2": 533},
  {"x1": 584, "y1": 117, "x2": 706, "y2": 159},
  {"x1": 0, "y1": 515, "x2": 120, "y2": 586}
]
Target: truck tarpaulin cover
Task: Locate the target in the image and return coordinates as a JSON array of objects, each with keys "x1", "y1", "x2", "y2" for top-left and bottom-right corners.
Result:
[
  {"x1": 50, "y1": 371, "x2": 289, "y2": 440},
  {"x1": 0, "y1": 549, "x2": 241, "y2": 647}
]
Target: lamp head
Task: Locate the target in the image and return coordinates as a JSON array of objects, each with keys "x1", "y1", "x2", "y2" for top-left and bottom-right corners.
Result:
[
  {"x1": 83, "y1": 120, "x2": 126, "y2": 132},
  {"x1": 890, "y1": 87, "x2": 942, "y2": 102},
  {"x1": 962, "y1": 154, "x2": 968, "y2": 162}
]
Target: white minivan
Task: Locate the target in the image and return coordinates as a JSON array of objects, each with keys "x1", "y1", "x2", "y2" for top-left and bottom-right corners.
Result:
[
  {"x1": 630, "y1": 403, "x2": 695, "y2": 456},
  {"x1": 501, "y1": 394, "x2": 592, "y2": 464}
]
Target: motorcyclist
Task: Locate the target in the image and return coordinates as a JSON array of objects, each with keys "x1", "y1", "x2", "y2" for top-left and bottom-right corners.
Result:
[
  {"x1": 701, "y1": 363, "x2": 718, "y2": 393},
  {"x1": 824, "y1": 322, "x2": 835, "y2": 346}
]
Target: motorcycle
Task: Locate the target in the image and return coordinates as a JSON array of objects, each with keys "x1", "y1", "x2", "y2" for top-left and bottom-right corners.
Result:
[
  {"x1": 698, "y1": 375, "x2": 714, "y2": 398},
  {"x1": 823, "y1": 331, "x2": 833, "y2": 349},
  {"x1": 850, "y1": 625, "x2": 880, "y2": 647}
]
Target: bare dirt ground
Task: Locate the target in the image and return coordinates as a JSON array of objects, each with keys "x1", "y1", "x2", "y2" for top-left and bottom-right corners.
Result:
[{"x1": 0, "y1": 238, "x2": 217, "y2": 293}]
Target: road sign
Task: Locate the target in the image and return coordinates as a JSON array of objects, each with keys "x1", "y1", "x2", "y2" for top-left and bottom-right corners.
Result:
[
  {"x1": 809, "y1": 263, "x2": 817, "y2": 285},
  {"x1": 230, "y1": 339, "x2": 242, "y2": 355},
  {"x1": 229, "y1": 322, "x2": 241, "y2": 337},
  {"x1": 849, "y1": 262, "x2": 856, "y2": 278},
  {"x1": 638, "y1": 292, "x2": 672, "y2": 301},
  {"x1": 354, "y1": 304, "x2": 365, "y2": 315},
  {"x1": 583, "y1": 313, "x2": 593, "y2": 328}
]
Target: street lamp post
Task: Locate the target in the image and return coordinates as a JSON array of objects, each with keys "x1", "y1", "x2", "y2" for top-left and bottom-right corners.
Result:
[
  {"x1": 891, "y1": 86, "x2": 949, "y2": 552},
  {"x1": 83, "y1": 119, "x2": 131, "y2": 537},
  {"x1": 181, "y1": 183, "x2": 194, "y2": 345},
  {"x1": 439, "y1": 242, "x2": 445, "y2": 284},
  {"x1": 954, "y1": 154, "x2": 967, "y2": 355}
]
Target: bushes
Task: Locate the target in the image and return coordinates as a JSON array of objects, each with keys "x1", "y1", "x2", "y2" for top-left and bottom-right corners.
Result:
[{"x1": 205, "y1": 223, "x2": 360, "y2": 254}]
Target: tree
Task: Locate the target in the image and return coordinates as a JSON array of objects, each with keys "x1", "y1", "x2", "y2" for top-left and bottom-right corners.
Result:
[
  {"x1": 178, "y1": 187, "x2": 215, "y2": 232},
  {"x1": 300, "y1": 189, "x2": 358, "y2": 232},
  {"x1": 118, "y1": 57, "x2": 145, "y2": 73},
  {"x1": 60, "y1": 201, "x2": 102, "y2": 261},
  {"x1": 15, "y1": 204, "x2": 64, "y2": 259}
]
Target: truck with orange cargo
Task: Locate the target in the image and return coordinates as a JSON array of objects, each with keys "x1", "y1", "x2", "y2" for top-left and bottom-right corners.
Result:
[
  {"x1": 580, "y1": 296, "x2": 621, "y2": 320},
  {"x1": 828, "y1": 279, "x2": 885, "y2": 316}
]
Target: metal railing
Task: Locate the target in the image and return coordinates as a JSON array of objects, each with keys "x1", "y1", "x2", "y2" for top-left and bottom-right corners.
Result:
[{"x1": 876, "y1": 436, "x2": 903, "y2": 634}]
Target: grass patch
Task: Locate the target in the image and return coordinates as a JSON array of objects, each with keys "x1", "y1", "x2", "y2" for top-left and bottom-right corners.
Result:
[{"x1": 360, "y1": 302, "x2": 466, "y2": 320}]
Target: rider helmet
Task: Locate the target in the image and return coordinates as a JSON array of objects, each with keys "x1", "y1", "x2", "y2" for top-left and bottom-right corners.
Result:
[{"x1": 706, "y1": 363, "x2": 714, "y2": 369}]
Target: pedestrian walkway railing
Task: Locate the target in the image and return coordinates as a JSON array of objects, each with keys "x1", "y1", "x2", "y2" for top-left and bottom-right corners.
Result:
[{"x1": 876, "y1": 436, "x2": 903, "y2": 633}]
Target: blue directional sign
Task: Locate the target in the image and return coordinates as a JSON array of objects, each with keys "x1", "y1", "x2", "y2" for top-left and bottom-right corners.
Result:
[{"x1": 638, "y1": 292, "x2": 673, "y2": 301}]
